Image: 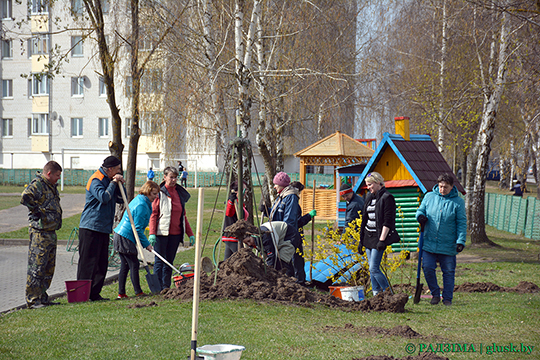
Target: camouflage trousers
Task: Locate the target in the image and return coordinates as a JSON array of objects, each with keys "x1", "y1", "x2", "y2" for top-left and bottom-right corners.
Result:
[{"x1": 26, "y1": 228, "x2": 57, "y2": 307}]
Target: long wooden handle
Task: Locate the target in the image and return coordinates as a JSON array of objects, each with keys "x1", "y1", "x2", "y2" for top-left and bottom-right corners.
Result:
[
  {"x1": 310, "y1": 179, "x2": 316, "y2": 281},
  {"x1": 190, "y1": 188, "x2": 204, "y2": 360},
  {"x1": 118, "y1": 184, "x2": 147, "y2": 266}
]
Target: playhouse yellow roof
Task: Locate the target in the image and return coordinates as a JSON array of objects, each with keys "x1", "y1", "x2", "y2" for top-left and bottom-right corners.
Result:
[{"x1": 294, "y1": 131, "x2": 374, "y2": 158}]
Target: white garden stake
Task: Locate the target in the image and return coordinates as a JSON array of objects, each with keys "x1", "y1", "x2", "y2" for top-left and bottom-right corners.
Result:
[{"x1": 190, "y1": 188, "x2": 204, "y2": 360}]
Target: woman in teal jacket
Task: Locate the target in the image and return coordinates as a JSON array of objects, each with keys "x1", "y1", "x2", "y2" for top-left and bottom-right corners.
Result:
[
  {"x1": 416, "y1": 174, "x2": 467, "y2": 306},
  {"x1": 113, "y1": 181, "x2": 160, "y2": 298}
]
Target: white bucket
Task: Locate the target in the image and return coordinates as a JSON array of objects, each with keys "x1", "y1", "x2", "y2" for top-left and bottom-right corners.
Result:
[
  {"x1": 340, "y1": 286, "x2": 364, "y2": 302},
  {"x1": 196, "y1": 344, "x2": 245, "y2": 360}
]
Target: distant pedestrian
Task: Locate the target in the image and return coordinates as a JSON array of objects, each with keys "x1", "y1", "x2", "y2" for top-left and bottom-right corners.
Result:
[
  {"x1": 147, "y1": 167, "x2": 155, "y2": 182},
  {"x1": 113, "y1": 181, "x2": 159, "y2": 298},
  {"x1": 181, "y1": 168, "x2": 188, "y2": 187},
  {"x1": 77, "y1": 155, "x2": 125, "y2": 301},
  {"x1": 20, "y1": 161, "x2": 63, "y2": 309},
  {"x1": 177, "y1": 161, "x2": 184, "y2": 172},
  {"x1": 416, "y1": 173, "x2": 466, "y2": 306},
  {"x1": 512, "y1": 181, "x2": 523, "y2": 197}
]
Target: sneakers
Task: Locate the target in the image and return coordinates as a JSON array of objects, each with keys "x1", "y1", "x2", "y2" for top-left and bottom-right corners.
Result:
[
  {"x1": 443, "y1": 300, "x2": 452, "y2": 306},
  {"x1": 90, "y1": 295, "x2": 110, "y2": 301},
  {"x1": 135, "y1": 292, "x2": 146, "y2": 297},
  {"x1": 430, "y1": 296, "x2": 441, "y2": 305},
  {"x1": 117, "y1": 294, "x2": 129, "y2": 299}
]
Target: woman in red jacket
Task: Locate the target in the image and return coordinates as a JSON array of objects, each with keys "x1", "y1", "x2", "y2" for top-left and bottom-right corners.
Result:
[{"x1": 148, "y1": 166, "x2": 194, "y2": 290}]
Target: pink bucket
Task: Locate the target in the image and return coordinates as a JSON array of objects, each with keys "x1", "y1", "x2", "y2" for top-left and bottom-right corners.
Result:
[{"x1": 65, "y1": 280, "x2": 92, "y2": 303}]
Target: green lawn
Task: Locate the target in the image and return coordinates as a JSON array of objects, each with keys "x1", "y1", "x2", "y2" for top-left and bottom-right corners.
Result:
[{"x1": 1, "y1": 225, "x2": 539, "y2": 360}]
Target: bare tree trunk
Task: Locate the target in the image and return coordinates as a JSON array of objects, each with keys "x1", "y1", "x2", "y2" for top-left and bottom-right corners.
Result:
[
  {"x1": 126, "y1": 0, "x2": 141, "y2": 201},
  {"x1": 437, "y1": 0, "x2": 447, "y2": 153},
  {"x1": 469, "y1": 11, "x2": 509, "y2": 246}
]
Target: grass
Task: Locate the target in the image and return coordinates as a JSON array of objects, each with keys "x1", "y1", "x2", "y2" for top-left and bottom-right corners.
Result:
[
  {"x1": 1, "y1": 226, "x2": 539, "y2": 360},
  {"x1": 1, "y1": 185, "x2": 539, "y2": 359},
  {"x1": 0, "y1": 196, "x2": 23, "y2": 211}
]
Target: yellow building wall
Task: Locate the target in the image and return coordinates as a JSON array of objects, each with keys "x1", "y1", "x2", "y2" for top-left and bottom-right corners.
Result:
[
  {"x1": 32, "y1": 55, "x2": 49, "y2": 73},
  {"x1": 31, "y1": 135, "x2": 49, "y2": 152},
  {"x1": 31, "y1": 15, "x2": 49, "y2": 33},
  {"x1": 139, "y1": 135, "x2": 163, "y2": 153},
  {"x1": 32, "y1": 97, "x2": 49, "y2": 113},
  {"x1": 374, "y1": 148, "x2": 413, "y2": 181}
]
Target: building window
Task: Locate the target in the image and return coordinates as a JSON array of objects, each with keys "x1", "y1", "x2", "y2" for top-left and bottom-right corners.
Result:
[
  {"x1": 71, "y1": 77, "x2": 84, "y2": 97},
  {"x1": 99, "y1": 117, "x2": 108, "y2": 137},
  {"x1": 125, "y1": 76, "x2": 132, "y2": 97},
  {"x1": 141, "y1": 69, "x2": 162, "y2": 93},
  {"x1": 2, "y1": 119, "x2": 13, "y2": 137},
  {"x1": 2, "y1": 39, "x2": 12, "y2": 59},
  {"x1": 71, "y1": 118, "x2": 83, "y2": 137},
  {"x1": 71, "y1": 36, "x2": 83, "y2": 57},
  {"x1": 32, "y1": 75, "x2": 49, "y2": 96},
  {"x1": 140, "y1": 111, "x2": 159, "y2": 135},
  {"x1": 32, "y1": 113, "x2": 49, "y2": 135},
  {"x1": 71, "y1": 0, "x2": 83, "y2": 16},
  {"x1": 2, "y1": 79, "x2": 13, "y2": 98},
  {"x1": 125, "y1": 118, "x2": 131, "y2": 137},
  {"x1": 31, "y1": 0, "x2": 48, "y2": 14},
  {"x1": 98, "y1": 77, "x2": 106, "y2": 96},
  {"x1": 2, "y1": 0, "x2": 13, "y2": 19},
  {"x1": 30, "y1": 35, "x2": 49, "y2": 55}
]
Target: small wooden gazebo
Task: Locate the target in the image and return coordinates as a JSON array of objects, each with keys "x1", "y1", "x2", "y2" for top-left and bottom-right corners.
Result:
[{"x1": 294, "y1": 131, "x2": 375, "y2": 220}]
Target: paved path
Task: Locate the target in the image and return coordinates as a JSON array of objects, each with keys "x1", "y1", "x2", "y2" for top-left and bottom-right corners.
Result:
[{"x1": 0, "y1": 193, "x2": 85, "y2": 233}]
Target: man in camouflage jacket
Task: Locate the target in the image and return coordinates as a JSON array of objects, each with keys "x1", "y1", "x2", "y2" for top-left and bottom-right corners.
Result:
[{"x1": 20, "y1": 161, "x2": 63, "y2": 309}]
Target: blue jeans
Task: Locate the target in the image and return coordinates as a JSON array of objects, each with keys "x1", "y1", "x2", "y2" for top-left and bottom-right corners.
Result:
[
  {"x1": 365, "y1": 248, "x2": 389, "y2": 294},
  {"x1": 422, "y1": 251, "x2": 456, "y2": 302},
  {"x1": 154, "y1": 234, "x2": 182, "y2": 290}
]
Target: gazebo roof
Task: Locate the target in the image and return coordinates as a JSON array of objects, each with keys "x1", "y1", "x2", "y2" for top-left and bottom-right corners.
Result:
[{"x1": 294, "y1": 131, "x2": 374, "y2": 159}]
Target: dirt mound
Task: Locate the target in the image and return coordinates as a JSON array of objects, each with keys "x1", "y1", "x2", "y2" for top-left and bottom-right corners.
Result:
[
  {"x1": 127, "y1": 301, "x2": 158, "y2": 309},
  {"x1": 352, "y1": 354, "x2": 448, "y2": 360},
  {"x1": 223, "y1": 219, "x2": 260, "y2": 239},
  {"x1": 454, "y1": 281, "x2": 540, "y2": 293},
  {"x1": 161, "y1": 248, "x2": 409, "y2": 312},
  {"x1": 325, "y1": 324, "x2": 422, "y2": 339}
]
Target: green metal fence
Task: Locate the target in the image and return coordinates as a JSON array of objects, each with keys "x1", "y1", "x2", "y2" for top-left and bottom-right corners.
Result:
[
  {"x1": 485, "y1": 193, "x2": 540, "y2": 240},
  {"x1": 0, "y1": 168, "x2": 335, "y2": 188}
]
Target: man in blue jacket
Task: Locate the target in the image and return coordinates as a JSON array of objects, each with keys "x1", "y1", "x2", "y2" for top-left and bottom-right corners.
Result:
[
  {"x1": 77, "y1": 156, "x2": 125, "y2": 301},
  {"x1": 416, "y1": 174, "x2": 467, "y2": 306}
]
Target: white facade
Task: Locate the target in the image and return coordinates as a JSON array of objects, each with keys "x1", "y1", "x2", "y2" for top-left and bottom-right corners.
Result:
[{"x1": 0, "y1": 0, "x2": 165, "y2": 171}]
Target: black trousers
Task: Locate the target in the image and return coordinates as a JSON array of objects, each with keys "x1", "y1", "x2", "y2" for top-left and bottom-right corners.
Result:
[
  {"x1": 118, "y1": 252, "x2": 142, "y2": 295},
  {"x1": 77, "y1": 228, "x2": 109, "y2": 300}
]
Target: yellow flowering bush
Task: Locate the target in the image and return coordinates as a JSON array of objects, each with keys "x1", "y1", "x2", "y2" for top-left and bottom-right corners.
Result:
[{"x1": 303, "y1": 214, "x2": 410, "y2": 294}]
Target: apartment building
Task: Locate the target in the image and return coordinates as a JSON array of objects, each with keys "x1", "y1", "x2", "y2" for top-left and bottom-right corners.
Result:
[{"x1": 0, "y1": 0, "x2": 174, "y2": 171}]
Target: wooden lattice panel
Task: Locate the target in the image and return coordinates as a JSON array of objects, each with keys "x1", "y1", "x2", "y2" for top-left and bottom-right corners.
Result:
[
  {"x1": 300, "y1": 188, "x2": 337, "y2": 221},
  {"x1": 302, "y1": 156, "x2": 369, "y2": 166}
]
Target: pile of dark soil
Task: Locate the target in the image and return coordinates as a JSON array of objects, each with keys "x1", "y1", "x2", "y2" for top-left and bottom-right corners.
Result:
[
  {"x1": 127, "y1": 301, "x2": 158, "y2": 309},
  {"x1": 325, "y1": 324, "x2": 422, "y2": 339},
  {"x1": 454, "y1": 281, "x2": 540, "y2": 293},
  {"x1": 161, "y1": 248, "x2": 409, "y2": 312},
  {"x1": 352, "y1": 354, "x2": 448, "y2": 360}
]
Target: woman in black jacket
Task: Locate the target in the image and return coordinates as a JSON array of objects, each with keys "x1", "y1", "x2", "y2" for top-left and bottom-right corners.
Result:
[{"x1": 359, "y1": 172, "x2": 398, "y2": 296}]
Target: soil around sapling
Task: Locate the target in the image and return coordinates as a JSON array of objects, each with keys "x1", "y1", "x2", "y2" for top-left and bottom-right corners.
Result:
[
  {"x1": 325, "y1": 324, "x2": 423, "y2": 339},
  {"x1": 161, "y1": 248, "x2": 409, "y2": 313}
]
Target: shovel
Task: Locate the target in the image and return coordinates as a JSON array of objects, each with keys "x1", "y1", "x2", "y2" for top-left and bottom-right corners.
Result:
[
  {"x1": 118, "y1": 185, "x2": 161, "y2": 294},
  {"x1": 152, "y1": 250, "x2": 194, "y2": 275},
  {"x1": 413, "y1": 231, "x2": 425, "y2": 304}
]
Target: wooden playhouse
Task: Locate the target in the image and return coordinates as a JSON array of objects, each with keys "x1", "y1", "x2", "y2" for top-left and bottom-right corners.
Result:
[
  {"x1": 345, "y1": 117, "x2": 465, "y2": 251},
  {"x1": 294, "y1": 131, "x2": 375, "y2": 220}
]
